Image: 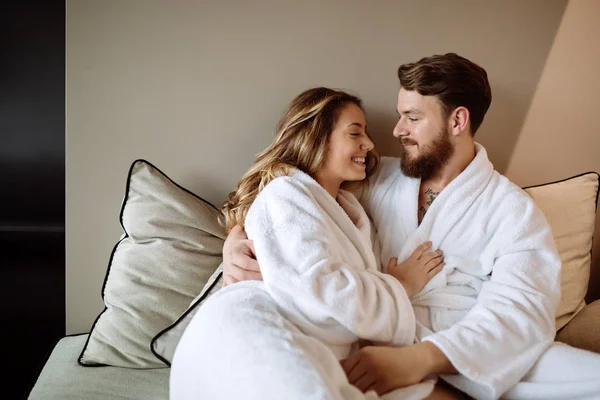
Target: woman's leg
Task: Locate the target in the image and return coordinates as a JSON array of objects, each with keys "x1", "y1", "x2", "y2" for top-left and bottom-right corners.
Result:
[{"x1": 170, "y1": 282, "x2": 378, "y2": 400}]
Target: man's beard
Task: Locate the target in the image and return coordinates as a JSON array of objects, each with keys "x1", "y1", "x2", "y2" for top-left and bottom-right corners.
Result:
[{"x1": 400, "y1": 127, "x2": 454, "y2": 180}]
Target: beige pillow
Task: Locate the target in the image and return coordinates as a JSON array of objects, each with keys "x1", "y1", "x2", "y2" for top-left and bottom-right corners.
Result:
[
  {"x1": 78, "y1": 160, "x2": 226, "y2": 368},
  {"x1": 523, "y1": 172, "x2": 599, "y2": 330},
  {"x1": 152, "y1": 263, "x2": 224, "y2": 365}
]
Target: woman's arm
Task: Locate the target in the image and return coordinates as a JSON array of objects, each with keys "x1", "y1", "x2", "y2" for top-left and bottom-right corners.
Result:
[{"x1": 245, "y1": 177, "x2": 416, "y2": 346}]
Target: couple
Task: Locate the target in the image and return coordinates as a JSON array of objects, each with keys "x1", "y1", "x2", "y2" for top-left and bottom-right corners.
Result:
[{"x1": 170, "y1": 53, "x2": 600, "y2": 399}]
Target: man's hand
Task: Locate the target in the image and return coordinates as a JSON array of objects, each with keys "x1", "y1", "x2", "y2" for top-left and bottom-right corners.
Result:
[
  {"x1": 340, "y1": 342, "x2": 457, "y2": 395},
  {"x1": 222, "y1": 225, "x2": 262, "y2": 286},
  {"x1": 340, "y1": 345, "x2": 429, "y2": 395}
]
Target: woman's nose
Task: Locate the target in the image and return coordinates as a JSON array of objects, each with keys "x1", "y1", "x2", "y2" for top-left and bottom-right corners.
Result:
[{"x1": 361, "y1": 136, "x2": 374, "y2": 151}]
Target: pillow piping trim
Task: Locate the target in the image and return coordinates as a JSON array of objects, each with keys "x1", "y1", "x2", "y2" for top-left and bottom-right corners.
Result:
[
  {"x1": 150, "y1": 271, "x2": 224, "y2": 367},
  {"x1": 522, "y1": 171, "x2": 600, "y2": 210},
  {"x1": 77, "y1": 158, "x2": 223, "y2": 368}
]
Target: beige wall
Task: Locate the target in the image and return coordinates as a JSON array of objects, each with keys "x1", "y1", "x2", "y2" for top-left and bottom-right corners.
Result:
[
  {"x1": 505, "y1": 0, "x2": 600, "y2": 302},
  {"x1": 66, "y1": 0, "x2": 567, "y2": 333}
]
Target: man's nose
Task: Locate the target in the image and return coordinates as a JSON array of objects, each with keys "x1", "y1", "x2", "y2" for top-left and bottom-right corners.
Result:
[{"x1": 393, "y1": 119, "x2": 407, "y2": 138}]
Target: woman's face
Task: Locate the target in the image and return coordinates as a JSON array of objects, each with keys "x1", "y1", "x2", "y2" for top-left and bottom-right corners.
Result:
[{"x1": 318, "y1": 102, "x2": 374, "y2": 185}]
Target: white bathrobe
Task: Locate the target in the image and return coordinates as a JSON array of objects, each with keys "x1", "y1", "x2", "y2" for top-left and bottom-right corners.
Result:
[
  {"x1": 362, "y1": 143, "x2": 600, "y2": 399},
  {"x1": 245, "y1": 169, "x2": 416, "y2": 357},
  {"x1": 170, "y1": 169, "x2": 433, "y2": 400}
]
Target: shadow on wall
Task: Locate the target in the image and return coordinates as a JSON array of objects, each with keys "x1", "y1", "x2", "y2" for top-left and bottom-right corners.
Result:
[{"x1": 364, "y1": 83, "x2": 528, "y2": 174}]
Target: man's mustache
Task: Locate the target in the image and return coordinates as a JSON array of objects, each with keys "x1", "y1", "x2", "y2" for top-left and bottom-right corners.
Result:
[{"x1": 400, "y1": 138, "x2": 418, "y2": 146}]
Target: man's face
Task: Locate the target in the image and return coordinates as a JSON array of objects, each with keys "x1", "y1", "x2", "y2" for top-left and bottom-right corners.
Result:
[{"x1": 393, "y1": 88, "x2": 454, "y2": 179}]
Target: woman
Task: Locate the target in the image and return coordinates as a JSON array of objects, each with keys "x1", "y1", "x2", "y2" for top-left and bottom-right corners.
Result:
[{"x1": 170, "y1": 87, "x2": 444, "y2": 400}]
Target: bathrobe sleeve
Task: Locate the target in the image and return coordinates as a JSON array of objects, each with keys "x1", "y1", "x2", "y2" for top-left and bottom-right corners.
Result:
[
  {"x1": 245, "y1": 176, "x2": 416, "y2": 346},
  {"x1": 424, "y1": 191, "x2": 562, "y2": 399}
]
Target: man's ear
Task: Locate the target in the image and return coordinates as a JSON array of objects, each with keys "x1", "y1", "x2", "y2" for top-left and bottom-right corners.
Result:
[{"x1": 450, "y1": 106, "x2": 470, "y2": 136}]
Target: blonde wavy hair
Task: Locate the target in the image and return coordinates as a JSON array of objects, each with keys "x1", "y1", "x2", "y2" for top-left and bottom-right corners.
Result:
[{"x1": 221, "y1": 87, "x2": 379, "y2": 234}]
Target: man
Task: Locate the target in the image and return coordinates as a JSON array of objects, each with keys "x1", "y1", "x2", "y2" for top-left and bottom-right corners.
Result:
[{"x1": 223, "y1": 53, "x2": 600, "y2": 399}]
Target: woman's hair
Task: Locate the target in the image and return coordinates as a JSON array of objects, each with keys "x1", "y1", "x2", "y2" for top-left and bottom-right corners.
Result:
[{"x1": 221, "y1": 87, "x2": 379, "y2": 234}]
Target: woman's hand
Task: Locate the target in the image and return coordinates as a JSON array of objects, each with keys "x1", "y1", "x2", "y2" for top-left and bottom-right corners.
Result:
[
  {"x1": 386, "y1": 241, "x2": 444, "y2": 298},
  {"x1": 222, "y1": 225, "x2": 262, "y2": 286}
]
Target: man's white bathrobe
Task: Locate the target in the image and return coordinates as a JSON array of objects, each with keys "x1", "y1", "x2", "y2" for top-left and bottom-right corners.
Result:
[
  {"x1": 363, "y1": 143, "x2": 600, "y2": 399},
  {"x1": 170, "y1": 169, "x2": 432, "y2": 400}
]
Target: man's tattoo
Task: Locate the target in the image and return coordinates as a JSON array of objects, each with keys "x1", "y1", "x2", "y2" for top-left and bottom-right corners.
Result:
[
  {"x1": 420, "y1": 188, "x2": 440, "y2": 222},
  {"x1": 425, "y1": 188, "x2": 440, "y2": 206}
]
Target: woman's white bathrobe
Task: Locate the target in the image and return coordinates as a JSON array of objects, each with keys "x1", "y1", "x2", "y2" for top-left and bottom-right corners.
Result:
[
  {"x1": 363, "y1": 143, "x2": 600, "y2": 399},
  {"x1": 245, "y1": 171, "x2": 416, "y2": 357},
  {"x1": 170, "y1": 169, "x2": 430, "y2": 400}
]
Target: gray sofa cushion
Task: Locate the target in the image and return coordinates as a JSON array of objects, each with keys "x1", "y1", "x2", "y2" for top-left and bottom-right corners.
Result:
[{"x1": 29, "y1": 334, "x2": 169, "y2": 400}]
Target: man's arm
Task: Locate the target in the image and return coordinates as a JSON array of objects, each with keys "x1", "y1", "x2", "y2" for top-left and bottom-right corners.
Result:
[
  {"x1": 222, "y1": 225, "x2": 262, "y2": 286},
  {"x1": 341, "y1": 341, "x2": 457, "y2": 395},
  {"x1": 420, "y1": 196, "x2": 560, "y2": 398},
  {"x1": 343, "y1": 193, "x2": 560, "y2": 399},
  {"x1": 423, "y1": 341, "x2": 458, "y2": 375}
]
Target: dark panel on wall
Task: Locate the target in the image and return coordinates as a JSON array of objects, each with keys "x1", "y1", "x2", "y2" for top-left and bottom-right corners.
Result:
[
  {"x1": 0, "y1": 0, "x2": 65, "y2": 225},
  {"x1": 0, "y1": 1, "x2": 65, "y2": 399}
]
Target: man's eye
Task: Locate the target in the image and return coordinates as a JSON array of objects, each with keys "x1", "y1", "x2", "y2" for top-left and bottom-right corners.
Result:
[
  {"x1": 409, "y1": 118, "x2": 418, "y2": 122},
  {"x1": 350, "y1": 133, "x2": 361, "y2": 137}
]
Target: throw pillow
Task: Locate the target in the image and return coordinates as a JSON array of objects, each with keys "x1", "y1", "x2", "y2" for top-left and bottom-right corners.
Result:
[
  {"x1": 523, "y1": 172, "x2": 599, "y2": 330},
  {"x1": 78, "y1": 159, "x2": 225, "y2": 368},
  {"x1": 151, "y1": 263, "x2": 224, "y2": 365}
]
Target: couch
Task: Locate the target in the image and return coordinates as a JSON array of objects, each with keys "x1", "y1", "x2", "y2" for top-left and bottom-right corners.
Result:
[{"x1": 26, "y1": 160, "x2": 600, "y2": 399}]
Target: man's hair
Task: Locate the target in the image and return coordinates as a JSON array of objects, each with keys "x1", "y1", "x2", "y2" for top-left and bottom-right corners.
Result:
[{"x1": 397, "y1": 53, "x2": 492, "y2": 135}]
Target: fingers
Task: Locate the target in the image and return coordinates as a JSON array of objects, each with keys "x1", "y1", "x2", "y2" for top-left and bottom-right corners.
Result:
[
  {"x1": 225, "y1": 248, "x2": 263, "y2": 282},
  {"x1": 232, "y1": 246, "x2": 261, "y2": 272},
  {"x1": 387, "y1": 257, "x2": 398, "y2": 271},
  {"x1": 347, "y1": 362, "x2": 368, "y2": 385},
  {"x1": 427, "y1": 263, "x2": 445, "y2": 279},
  {"x1": 226, "y1": 264, "x2": 262, "y2": 282},
  {"x1": 222, "y1": 273, "x2": 239, "y2": 287},
  {"x1": 425, "y1": 254, "x2": 445, "y2": 272},
  {"x1": 412, "y1": 241, "x2": 432, "y2": 260},
  {"x1": 371, "y1": 382, "x2": 387, "y2": 396},
  {"x1": 353, "y1": 372, "x2": 377, "y2": 393},
  {"x1": 340, "y1": 353, "x2": 361, "y2": 378},
  {"x1": 246, "y1": 240, "x2": 256, "y2": 258},
  {"x1": 420, "y1": 249, "x2": 443, "y2": 266}
]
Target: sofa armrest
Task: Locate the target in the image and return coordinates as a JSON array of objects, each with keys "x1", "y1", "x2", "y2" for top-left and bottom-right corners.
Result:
[{"x1": 556, "y1": 299, "x2": 600, "y2": 353}]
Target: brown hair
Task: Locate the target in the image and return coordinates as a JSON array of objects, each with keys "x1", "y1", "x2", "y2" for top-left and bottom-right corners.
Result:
[
  {"x1": 397, "y1": 53, "x2": 492, "y2": 135},
  {"x1": 221, "y1": 87, "x2": 379, "y2": 234}
]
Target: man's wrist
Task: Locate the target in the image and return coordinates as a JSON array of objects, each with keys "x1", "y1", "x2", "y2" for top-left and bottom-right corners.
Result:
[{"x1": 419, "y1": 341, "x2": 458, "y2": 375}]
